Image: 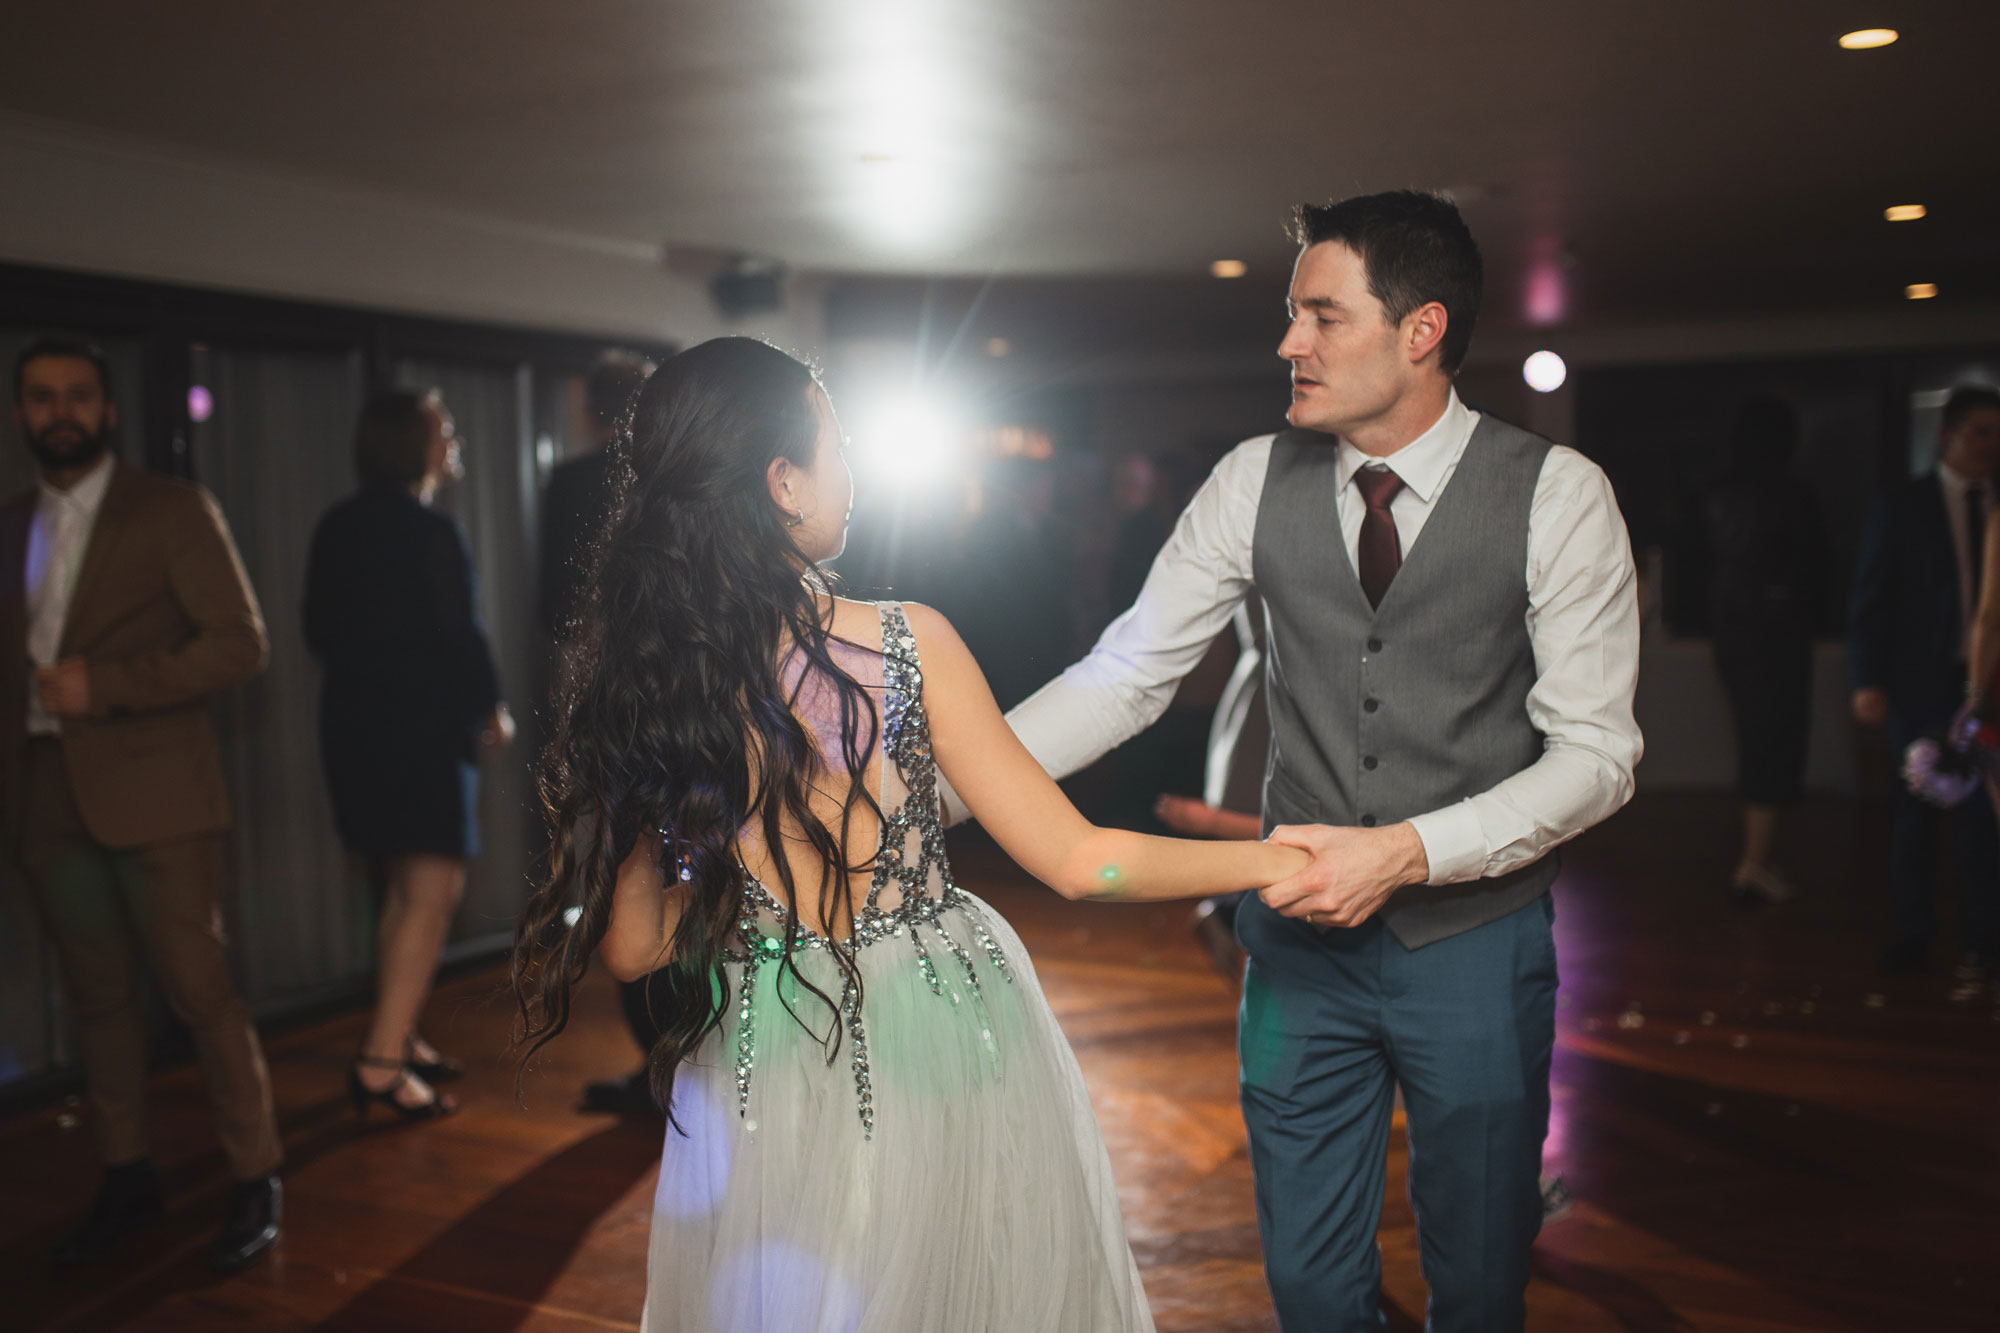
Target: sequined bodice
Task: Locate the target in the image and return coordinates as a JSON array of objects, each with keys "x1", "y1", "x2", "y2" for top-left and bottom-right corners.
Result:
[{"x1": 722, "y1": 603, "x2": 1013, "y2": 1139}]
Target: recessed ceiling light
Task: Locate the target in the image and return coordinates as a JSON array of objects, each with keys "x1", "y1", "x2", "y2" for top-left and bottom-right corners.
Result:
[
  {"x1": 1884, "y1": 204, "x2": 1927, "y2": 222},
  {"x1": 859, "y1": 152, "x2": 897, "y2": 165},
  {"x1": 1905, "y1": 282, "x2": 1938, "y2": 300},
  {"x1": 1210, "y1": 259, "x2": 1247, "y2": 279},
  {"x1": 1838, "y1": 28, "x2": 1898, "y2": 50},
  {"x1": 985, "y1": 337, "x2": 1012, "y2": 358}
]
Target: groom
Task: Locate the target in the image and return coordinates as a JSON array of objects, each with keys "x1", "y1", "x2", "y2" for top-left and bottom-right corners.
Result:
[{"x1": 968, "y1": 191, "x2": 1641, "y2": 1329}]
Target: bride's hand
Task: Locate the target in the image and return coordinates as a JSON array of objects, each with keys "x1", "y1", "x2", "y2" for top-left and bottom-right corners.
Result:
[{"x1": 1259, "y1": 822, "x2": 1428, "y2": 928}]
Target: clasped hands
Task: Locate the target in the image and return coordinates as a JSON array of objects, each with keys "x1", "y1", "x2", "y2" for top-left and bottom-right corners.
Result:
[
  {"x1": 1259, "y1": 821, "x2": 1429, "y2": 929},
  {"x1": 35, "y1": 657, "x2": 92, "y2": 718}
]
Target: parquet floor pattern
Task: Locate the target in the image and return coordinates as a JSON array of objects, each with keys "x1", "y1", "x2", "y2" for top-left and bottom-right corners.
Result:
[{"x1": 3, "y1": 794, "x2": 1995, "y2": 1330}]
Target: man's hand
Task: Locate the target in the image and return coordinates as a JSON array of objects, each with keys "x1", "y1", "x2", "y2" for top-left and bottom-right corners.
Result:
[
  {"x1": 1852, "y1": 687, "x2": 1889, "y2": 727},
  {"x1": 1260, "y1": 822, "x2": 1430, "y2": 929},
  {"x1": 35, "y1": 658, "x2": 92, "y2": 718}
]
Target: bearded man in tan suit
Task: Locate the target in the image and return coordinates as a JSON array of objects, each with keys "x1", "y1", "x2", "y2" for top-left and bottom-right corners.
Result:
[{"x1": 3, "y1": 335, "x2": 282, "y2": 1271}]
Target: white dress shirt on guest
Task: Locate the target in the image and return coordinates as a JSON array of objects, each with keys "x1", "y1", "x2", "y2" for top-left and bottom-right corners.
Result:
[
  {"x1": 25, "y1": 453, "x2": 115, "y2": 736},
  {"x1": 966, "y1": 391, "x2": 1643, "y2": 887}
]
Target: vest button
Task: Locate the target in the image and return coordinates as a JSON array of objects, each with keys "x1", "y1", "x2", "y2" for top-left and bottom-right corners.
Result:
[
  {"x1": 1364, "y1": 698, "x2": 1379, "y2": 713},
  {"x1": 1360, "y1": 814, "x2": 1378, "y2": 827},
  {"x1": 1366, "y1": 637, "x2": 1383, "y2": 653},
  {"x1": 1363, "y1": 756, "x2": 1378, "y2": 770}
]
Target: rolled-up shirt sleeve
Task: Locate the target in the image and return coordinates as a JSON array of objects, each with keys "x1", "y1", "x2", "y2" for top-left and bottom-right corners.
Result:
[
  {"x1": 1405, "y1": 447, "x2": 1643, "y2": 883},
  {"x1": 939, "y1": 436, "x2": 1270, "y2": 824}
]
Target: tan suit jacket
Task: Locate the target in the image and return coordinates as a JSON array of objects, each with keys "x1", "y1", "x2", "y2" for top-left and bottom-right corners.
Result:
[{"x1": 0, "y1": 460, "x2": 268, "y2": 851}]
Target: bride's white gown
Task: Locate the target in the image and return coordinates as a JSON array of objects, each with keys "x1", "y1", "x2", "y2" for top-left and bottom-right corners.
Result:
[{"x1": 642, "y1": 603, "x2": 1155, "y2": 1332}]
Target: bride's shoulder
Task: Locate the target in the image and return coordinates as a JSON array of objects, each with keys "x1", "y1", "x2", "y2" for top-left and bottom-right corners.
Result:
[
  {"x1": 824, "y1": 597, "x2": 968, "y2": 664},
  {"x1": 891, "y1": 601, "x2": 956, "y2": 644}
]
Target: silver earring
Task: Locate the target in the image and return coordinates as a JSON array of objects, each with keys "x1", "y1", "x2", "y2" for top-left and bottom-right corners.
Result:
[{"x1": 787, "y1": 507, "x2": 805, "y2": 527}]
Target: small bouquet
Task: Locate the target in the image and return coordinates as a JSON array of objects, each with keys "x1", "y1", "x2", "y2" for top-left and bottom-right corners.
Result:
[{"x1": 1902, "y1": 695, "x2": 2000, "y2": 809}]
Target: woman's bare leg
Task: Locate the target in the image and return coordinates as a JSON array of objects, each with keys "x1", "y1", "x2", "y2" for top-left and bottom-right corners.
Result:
[
  {"x1": 358, "y1": 854, "x2": 466, "y2": 1104},
  {"x1": 1738, "y1": 803, "x2": 1778, "y2": 873}
]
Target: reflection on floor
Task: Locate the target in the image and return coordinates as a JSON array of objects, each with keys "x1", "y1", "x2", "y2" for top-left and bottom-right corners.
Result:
[{"x1": 3, "y1": 793, "x2": 1996, "y2": 1331}]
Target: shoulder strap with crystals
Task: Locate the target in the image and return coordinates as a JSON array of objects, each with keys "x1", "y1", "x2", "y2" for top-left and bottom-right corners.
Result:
[{"x1": 878, "y1": 601, "x2": 927, "y2": 778}]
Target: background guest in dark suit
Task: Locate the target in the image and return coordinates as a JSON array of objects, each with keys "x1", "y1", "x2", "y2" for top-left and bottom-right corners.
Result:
[
  {"x1": 540, "y1": 353, "x2": 653, "y2": 643},
  {"x1": 1947, "y1": 388, "x2": 2000, "y2": 987},
  {"x1": 1708, "y1": 397, "x2": 1825, "y2": 905},
  {"x1": 2, "y1": 335, "x2": 281, "y2": 1270},
  {"x1": 1849, "y1": 385, "x2": 2000, "y2": 973},
  {"x1": 304, "y1": 389, "x2": 514, "y2": 1118},
  {"x1": 536, "y1": 354, "x2": 664, "y2": 1116}
]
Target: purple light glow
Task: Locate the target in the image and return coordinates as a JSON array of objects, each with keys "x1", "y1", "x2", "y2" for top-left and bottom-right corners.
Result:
[
  {"x1": 187, "y1": 385, "x2": 214, "y2": 423},
  {"x1": 1524, "y1": 266, "x2": 1567, "y2": 326},
  {"x1": 652, "y1": 1074, "x2": 733, "y2": 1219}
]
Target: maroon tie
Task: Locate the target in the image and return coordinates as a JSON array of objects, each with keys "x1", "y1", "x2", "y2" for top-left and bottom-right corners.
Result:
[{"x1": 1354, "y1": 466, "x2": 1405, "y2": 610}]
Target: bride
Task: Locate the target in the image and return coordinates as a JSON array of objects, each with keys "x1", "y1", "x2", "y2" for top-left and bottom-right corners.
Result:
[{"x1": 513, "y1": 337, "x2": 1305, "y2": 1332}]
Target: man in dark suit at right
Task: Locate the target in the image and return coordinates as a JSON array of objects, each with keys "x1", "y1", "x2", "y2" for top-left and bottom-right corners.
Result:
[
  {"x1": 1849, "y1": 385, "x2": 2000, "y2": 974},
  {"x1": 538, "y1": 351, "x2": 661, "y2": 1113}
]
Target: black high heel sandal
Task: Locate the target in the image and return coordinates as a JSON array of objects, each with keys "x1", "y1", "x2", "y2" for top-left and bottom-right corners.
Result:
[
  {"x1": 405, "y1": 1035, "x2": 465, "y2": 1084},
  {"x1": 348, "y1": 1056, "x2": 457, "y2": 1121}
]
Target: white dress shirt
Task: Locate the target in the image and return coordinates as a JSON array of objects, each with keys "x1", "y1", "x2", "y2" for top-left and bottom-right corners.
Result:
[
  {"x1": 990, "y1": 391, "x2": 1643, "y2": 886},
  {"x1": 1937, "y1": 461, "x2": 1989, "y2": 655},
  {"x1": 25, "y1": 454, "x2": 115, "y2": 736}
]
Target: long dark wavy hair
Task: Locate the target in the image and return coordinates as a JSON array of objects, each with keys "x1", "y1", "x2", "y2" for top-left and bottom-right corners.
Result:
[{"x1": 512, "y1": 337, "x2": 881, "y2": 1127}]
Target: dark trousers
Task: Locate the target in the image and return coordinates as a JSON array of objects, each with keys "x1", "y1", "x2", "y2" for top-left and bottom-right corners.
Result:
[
  {"x1": 1887, "y1": 717, "x2": 2000, "y2": 957},
  {"x1": 619, "y1": 971, "x2": 668, "y2": 1058},
  {"x1": 1236, "y1": 893, "x2": 1557, "y2": 1333},
  {"x1": 16, "y1": 739, "x2": 281, "y2": 1180}
]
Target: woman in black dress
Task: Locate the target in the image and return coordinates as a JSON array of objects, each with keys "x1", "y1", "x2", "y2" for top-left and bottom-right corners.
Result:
[
  {"x1": 1707, "y1": 396, "x2": 1824, "y2": 905},
  {"x1": 305, "y1": 389, "x2": 514, "y2": 1117}
]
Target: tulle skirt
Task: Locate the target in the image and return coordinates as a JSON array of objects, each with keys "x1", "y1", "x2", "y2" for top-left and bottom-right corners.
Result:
[{"x1": 642, "y1": 893, "x2": 1154, "y2": 1332}]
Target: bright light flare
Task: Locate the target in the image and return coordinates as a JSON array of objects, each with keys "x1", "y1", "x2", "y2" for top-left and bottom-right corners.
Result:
[
  {"x1": 1523, "y1": 350, "x2": 1568, "y2": 393},
  {"x1": 1210, "y1": 259, "x2": 1247, "y2": 279},
  {"x1": 1905, "y1": 282, "x2": 1938, "y2": 301},
  {"x1": 1883, "y1": 204, "x2": 1926, "y2": 222},
  {"x1": 1838, "y1": 28, "x2": 1898, "y2": 50},
  {"x1": 826, "y1": 2, "x2": 981, "y2": 251},
  {"x1": 849, "y1": 392, "x2": 966, "y2": 486}
]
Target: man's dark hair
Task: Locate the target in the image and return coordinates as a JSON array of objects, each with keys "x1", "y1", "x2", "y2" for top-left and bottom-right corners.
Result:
[
  {"x1": 14, "y1": 334, "x2": 114, "y2": 402},
  {"x1": 1942, "y1": 385, "x2": 2000, "y2": 434},
  {"x1": 354, "y1": 388, "x2": 441, "y2": 488},
  {"x1": 1289, "y1": 190, "x2": 1484, "y2": 375},
  {"x1": 586, "y1": 353, "x2": 655, "y2": 433}
]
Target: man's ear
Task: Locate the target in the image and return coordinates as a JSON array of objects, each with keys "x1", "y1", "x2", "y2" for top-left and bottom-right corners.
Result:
[{"x1": 1405, "y1": 302, "x2": 1449, "y2": 366}]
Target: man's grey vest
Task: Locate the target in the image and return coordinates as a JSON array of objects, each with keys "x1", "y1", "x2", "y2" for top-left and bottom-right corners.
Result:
[{"x1": 1252, "y1": 414, "x2": 1558, "y2": 949}]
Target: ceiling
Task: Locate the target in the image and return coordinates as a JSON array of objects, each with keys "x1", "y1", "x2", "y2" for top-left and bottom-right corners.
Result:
[{"x1": 4, "y1": 1, "x2": 1996, "y2": 332}]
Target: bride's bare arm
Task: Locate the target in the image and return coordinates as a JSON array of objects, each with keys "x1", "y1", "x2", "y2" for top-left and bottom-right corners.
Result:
[
  {"x1": 601, "y1": 840, "x2": 688, "y2": 982},
  {"x1": 907, "y1": 603, "x2": 1306, "y2": 901}
]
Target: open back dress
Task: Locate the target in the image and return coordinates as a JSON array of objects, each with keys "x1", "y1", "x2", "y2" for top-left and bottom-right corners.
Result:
[{"x1": 642, "y1": 603, "x2": 1154, "y2": 1332}]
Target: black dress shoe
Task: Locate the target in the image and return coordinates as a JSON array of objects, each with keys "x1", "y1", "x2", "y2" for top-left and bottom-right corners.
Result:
[
  {"x1": 209, "y1": 1175, "x2": 281, "y2": 1272},
  {"x1": 580, "y1": 1068, "x2": 660, "y2": 1116},
  {"x1": 1879, "y1": 938, "x2": 1928, "y2": 974},
  {"x1": 53, "y1": 1160, "x2": 165, "y2": 1266}
]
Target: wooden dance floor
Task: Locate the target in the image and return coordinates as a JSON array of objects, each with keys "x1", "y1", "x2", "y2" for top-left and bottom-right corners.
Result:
[{"x1": 4, "y1": 793, "x2": 1996, "y2": 1330}]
